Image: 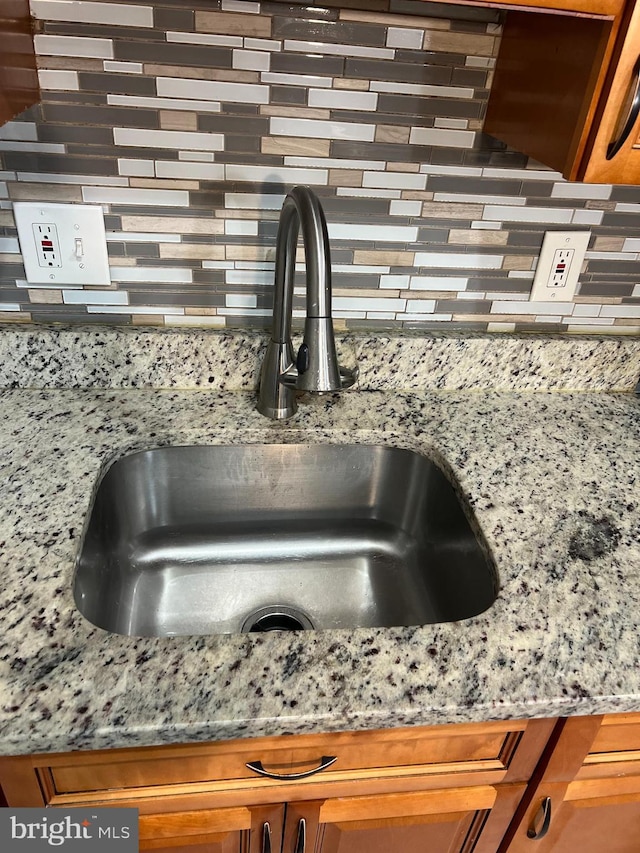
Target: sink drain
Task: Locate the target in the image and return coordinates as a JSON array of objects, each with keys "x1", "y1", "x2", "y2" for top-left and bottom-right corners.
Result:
[{"x1": 241, "y1": 605, "x2": 314, "y2": 633}]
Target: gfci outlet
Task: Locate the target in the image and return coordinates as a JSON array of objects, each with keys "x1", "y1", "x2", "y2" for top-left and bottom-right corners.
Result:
[
  {"x1": 530, "y1": 231, "x2": 591, "y2": 302},
  {"x1": 13, "y1": 202, "x2": 111, "y2": 286}
]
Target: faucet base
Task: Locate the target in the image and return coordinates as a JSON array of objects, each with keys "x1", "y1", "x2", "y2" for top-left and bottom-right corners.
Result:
[{"x1": 256, "y1": 339, "x2": 297, "y2": 419}]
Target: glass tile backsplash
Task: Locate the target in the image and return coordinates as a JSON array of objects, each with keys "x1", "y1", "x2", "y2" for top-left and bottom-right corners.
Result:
[{"x1": 0, "y1": 0, "x2": 638, "y2": 332}]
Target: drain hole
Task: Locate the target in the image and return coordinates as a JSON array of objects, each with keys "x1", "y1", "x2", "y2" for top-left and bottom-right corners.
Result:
[{"x1": 242, "y1": 606, "x2": 314, "y2": 633}]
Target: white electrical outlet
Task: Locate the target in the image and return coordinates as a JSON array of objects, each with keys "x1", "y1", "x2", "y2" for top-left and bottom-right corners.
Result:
[
  {"x1": 530, "y1": 231, "x2": 590, "y2": 302},
  {"x1": 13, "y1": 202, "x2": 111, "y2": 286}
]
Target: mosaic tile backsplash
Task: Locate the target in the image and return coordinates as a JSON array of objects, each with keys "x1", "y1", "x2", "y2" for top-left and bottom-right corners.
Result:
[{"x1": 0, "y1": 0, "x2": 639, "y2": 332}]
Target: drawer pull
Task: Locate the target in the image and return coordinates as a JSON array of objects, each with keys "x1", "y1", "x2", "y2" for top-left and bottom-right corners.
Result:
[
  {"x1": 294, "y1": 818, "x2": 306, "y2": 853},
  {"x1": 607, "y1": 57, "x2": 640, "y2": 160},
  {"x1": 262, "y1": 821, "x2": 272, "y2": 853},
  {"x1": 527, "y1": 796, "x2": 552, "y2": 840},
  {"x1": 246, "y1": 755, "x2": 337, "y2": 780}
]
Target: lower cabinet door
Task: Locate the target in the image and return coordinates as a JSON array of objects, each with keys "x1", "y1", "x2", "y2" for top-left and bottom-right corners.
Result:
[
  {"x1": 504, "y1": 777, "x2": 640, "y2": 853},
  {"x1": 139, "y1": 804, "x2": 284, "y2": 853},
  {"x1": 283, "y1": 785, "x2": 524, "y2": 853}
]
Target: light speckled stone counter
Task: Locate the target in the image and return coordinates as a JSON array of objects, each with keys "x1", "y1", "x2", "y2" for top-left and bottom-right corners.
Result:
[{"x1": 1, "y1": 379, "x2": 640, "y2": 757}]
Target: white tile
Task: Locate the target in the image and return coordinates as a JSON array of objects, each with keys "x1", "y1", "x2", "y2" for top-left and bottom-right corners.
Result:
[
  {"x1": 235, "y1": 262, "x2": 274, "y2": 270},
  {"x1": 165, "y1": 315, "x2": 225, "y2": 327},
  {"x1": 623, "y1": 238, "x2": 640, "y2": 251},
  {"x1": 114, "y1": 127, "x2": 224, "y2": 151},
  {"x1": 371, "y1": 81, "x2": 474, "y2": 99},
  {"x1": 486, "y1": 291, "x2": 528, "y2": 300},
  {"x1": 0, "y1": 142, "x2": 67, "y2": 157},
  {"x1": 245, "y1": 38, "x2": 281, "y2": 51},
  {"x1": 491, "y1": 300, "x2": 574, "y2": 314},
  {"x1": 487, "y1": 322, "x2": 516, "y2": 331},
  {"x1": 405, "y1": 300, "x2": 438, "y2": 314},
  {"x1": 482, "y1": 167, "x2": 563, "y2": 181},
  {"x1": 600, "y1": 305, "x2": 640, "y2": 318},
  {"x1": 233, "y1": 49, "x2": 270, "y2": 71},
  {"x1": 88, "y1": 305, "x2": 185, "y2": 315},
  {"x1": 386, "y1": 26, "x2": 424, "y2": 49},
  {"x1": 110, "y1": 266, "x2": 193, "y2": 283},
  {"x1": 284, "y1": 156, "x2": 385, "y2": 170},
  {"x1": 472, "y1": 221, "x2": 502, "y2": 230},
  {"x1": 410, "y1": 276, "x2": 468, "y2": 291},
  {"x1": 34, "y1": 34, "x2": 113, "y2": 59},
  {"x1": 420, "y1": 164, "x2": 483, "y2": 177},
  {"x1": 409, "y1": 127, "x2": 475, "y2": 148},
  {"x1": 389, "y1": 200, "x2": 422, "y2": 216},
  {"x1": 222, "y1": 0, "x2": 260, "y2": 12},
  {"x1": 225, "y1": 220, "x2": 259, "y2": 236},
  {"x1": 380, "y1": 274, "x2": 410, "y2": 288},
  {"x1": 566, "y1": 319, "x2": 616, "y2": 330},
  {"x1": 551, "y1": 182, "x2": 612, "y2": 199},
  {"x1": 0, "y1": 122, "x2": 37, "y2": 141},
  {"x1": 366, "y1": 312, "x2": 396, "y2": 320},
  {"x1": 218, "y1": 307, "x2": 272, "y2": 317},
  {"x1": 333, "y1": 296, "x2": 406, "y2": 311},
  {"x1": 333, "y1": 264, "x2": 390, "y2": 274},
  {"x1": 467, "y1": 56, "x2": 494, "y2": 68},
  {"x1": 226, "y1": 294, "x2": 258, "y2": 308},
  {"x1": 37, "y1": 69, "x2": 79, "y2": 90},
  {"x1": 336, "y1": 187, "x2": 401, "y2": 199},
  {"x1": 585, "y1": 251, "x2": 637, "y2": 261},
  {"x1": 104, "y1": 60, "x2": 143, "y2": 73},
  {"x1": 363, "y1": 172, "x2": 426, "y2": 191},
  {"x1": 434, "y1": 192, "x2": 526, "y2": 206},
  {"x1": 226, "y1": 164, "x2": 329, "y2": 185},
  {"x1": 167, "y1": 31, "x2": 243, "y2": 48},
  {"x1": 483, "y1": 205, "x2": 573, "y2": 224},
  {"x1": 615, "y1": 202, "x2": 640, "y2": 213},
  {"x1": 535, "y1": 315, "x2": 562, "y2": 323},
  {"x1": 156, "y1": 160, "x2": 225, "y2": 180},
  {"x1": 157, "y1": 76, "x2": 269, "y2": 105},
  {"x1": 62, "y1": 289, "x2": 128, "y2": 306},
  {"x1": 283, "y1": 40, "x2": 394, "y2": 60},
  {"x1": 179, "y1": 151, "x2": 216, "y2": 162},
  {"x1": 0, "y1": 237, "x2": 20, "y2": 252},
  {"x1": 434, "y1": 118, "x2": 469, "y2": 129},
  {"x1": 508, "y1": 271, "x2": 535, "y2": 279},
  {"x1": 17, "y1": 172, "x2": 128, "y2": 186},
  {"x1": 328, "y1": 223, "x2": 418, "y2": 242},
  {"x1": 572, "y1": 304, "x2": 601, "y2": 317},
  {"x1": 414, "y1": 253, "x2": 503, "y2": 269},
  {"x1": 572, "y1": 209, "x2": 603, "y2": 225},
  {"x1": 107, "y1": 232, "x2": 181, "y2": 243},
  {"x1": 83, "y1": 186, "x2": 190, "y2": 207},
  {"x1": 225, "y1": 192, "x2": 285, "y2": 209},
  {"x1": 31, "y1": 0, "x2": 153, "y2": 26},
  {"x1": 308, "y1": 88, "x2": 377, "y2": 111},
  {"x1": 226, "y1": 269, "x2": 273, "y2": 284},
  {"x1": 108, "y1": 94, "x2": 221, "y2": 113},
  {"x1": 261, "y1": 72, "x2": 332, "y2": 89},
  {"x1": 0, "y1": 182, "x2": 7, "y2": 198},
  {"x1": 0, "y1": 303, "x2": 20, "y2": 311},
  {"x1": 458, "y1": 290, "x2": 485, "y2": 300},
  {"x1": 117, "y1": 158, "x2": 154, "y2": 177}
]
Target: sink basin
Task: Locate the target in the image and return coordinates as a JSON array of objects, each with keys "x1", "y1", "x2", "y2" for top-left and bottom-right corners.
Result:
[{"x1": 74, "y1": 445, "x2": 498, "y2": 636}]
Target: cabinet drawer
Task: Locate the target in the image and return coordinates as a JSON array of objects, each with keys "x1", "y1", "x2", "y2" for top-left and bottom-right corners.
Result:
[
  {"x1": 585, "y1": 713, "x2": 640, "y2": 763},
  {"x1": 45, "y1": 721, "x2": 529, "y2": 799}
]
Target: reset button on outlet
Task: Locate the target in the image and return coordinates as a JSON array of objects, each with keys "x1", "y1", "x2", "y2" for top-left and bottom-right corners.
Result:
[{"x1": 13, "y1": 202, "x2": 111, "y2": 286}]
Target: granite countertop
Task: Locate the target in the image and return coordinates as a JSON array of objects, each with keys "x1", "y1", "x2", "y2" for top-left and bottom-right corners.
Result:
[{"x1": 2, "y1": 355, "x2": 640, "y2": 756}]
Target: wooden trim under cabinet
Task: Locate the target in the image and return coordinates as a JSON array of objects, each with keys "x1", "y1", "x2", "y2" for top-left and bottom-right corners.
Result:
[{"x1": 0, "y1": 0, "x2": 39, "y2": 125}]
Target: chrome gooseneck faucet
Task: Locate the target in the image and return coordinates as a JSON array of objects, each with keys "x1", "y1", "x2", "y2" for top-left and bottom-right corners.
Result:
[{"x1": 257, "y1": 186, "x2": 356, "y2": 419}]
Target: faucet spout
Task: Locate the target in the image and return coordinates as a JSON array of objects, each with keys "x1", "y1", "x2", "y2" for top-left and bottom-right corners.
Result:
[{"x1": 257, "y1": 186, "x2": 356, "y2": 419}]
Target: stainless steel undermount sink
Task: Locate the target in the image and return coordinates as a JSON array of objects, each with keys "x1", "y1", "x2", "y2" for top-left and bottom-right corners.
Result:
[{"x1": 74, "y1": 445, "x2": 498, "y2": 637}]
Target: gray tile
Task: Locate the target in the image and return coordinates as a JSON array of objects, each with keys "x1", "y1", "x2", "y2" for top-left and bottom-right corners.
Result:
[
  {"x1": 153, "y1": 7, "x2": 194, "y2": 32},
  {"x1": 416, "y1": 228, "x2": 451, "y2": 243},
  {"x1": 125, "y1": 242, "x2": 160, "y2": 258},
  {"x1": 129, "y1": 291, "x2": 224, "y2": 306},
  {"x1": 107, "y1": 243, "x2": 125, "y2": 257},
  {"x1": 272, "y1": 18, "x2": 385, "y2": 46},
  {"x1": 588, "y1": 259, "x2": 639, "y2": 274},
  {"x1": 507, "y1": 232, "x2": 545, "y2": 248},
  {"x1": 109, "y1": 205, "x2": 216, "y2": 217},
  {"x1": 345, "y1": 57, "x2": 452, "y2": 85},
  {"x1": 223, "y1": 135, "x2": 262, "y2": 153},
  {"x1": 38, "y1": 124, "x2": 114, "y2": 145},
  {"x1": 428, "y1": 175, "x2": 520, "y2": 195},
  {"x1": 3, "y1": 152, "x2": 118, "y2": 175},
  {"x1": 42, "y1": 103, "x2": 159, "y2": 129},
  {"x1": 270, "y1": 85, "x2": 309, "y2": 106},
  {"x1": 393, "y1": 49, "x2": 464, "y2": 68},
  {"x1": 610, "y1": 186, "x2": 640, "y2": 202},
  {"x1": 467, "y1": 277, "x2": 531, "y2": 292},
  {"x1": 330, "y1": 139, "x2": 434, "y2": 162},
  {"x1": 451, "y1": 68, "x2": 489, "y2": 88},
  {"x1": 270, "y1": 52, "x2": 344, "y2": 77},
  {"x1": 579, "y1": 282, "x2": 635, "y2": 297},
  {"x1": 198, "y1": 114, "x2": 269, "y2": 135},
  {"x1": 44, "y1": 22, "x2": 165, "y2": 40},
  {"x1": 193, "y1": 270, "x2": 226, "y2": 284},
  {"x1": 77, "y1": 72, "x2": 157, "y2": 97},
  {"x1": 435, "y1": 299, "x2": 492, "y2": 312},
  {"x1": 113, "y1": 40, "x2": 233, "y2": 69},
  {"x1": 263, "y1": 2, "x2": 337, "y2": 22},
  {"x1": 43, "y1": 92, "x2": 109, "y2": 106}
]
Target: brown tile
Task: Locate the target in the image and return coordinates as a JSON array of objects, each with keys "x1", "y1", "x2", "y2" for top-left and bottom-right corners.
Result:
[
  {"x1": 9, "y1": 183, "x2": 83, "y2": 201},
  {"x1": 353, "y1": 250, "x2": 415, "y2": 265},
  {"x1": 387, "y1": 162, "x2": 420, "y2": 172},
  {"x1": 334, "y1": 79, "x2": 369, "y2": 91},
  {"x1": 375, "y1": 125, "x2": 410, "y2": 144},
  {"x1": 196, "y1": 11, "x2": 272, "y2": 38},
  {"x1": 130, "y1": 179, "x2": 200, "y2": 190},
  {"x1": 423, "y1": 30, "x2": 496, "y2": 56},
  {"x1": 36, "y1": 56, "x2": 104, "y2": 71},
  {"x1": 502, "y1": 255, "x2": 534, "y2": 271},
  {"x1": 159, "y1": 244, "x2": 225, "y2": 260},
  {"x1": 260, "y1": 105, "x2": 330, "y2": 120},
  {"x1": 160, "y1": 110, "x2": 198, "y2": 131},
  {"x1": 448, "y1": 229, "x2": 508, "y2": 245},
  {"x1": 339, "y1": 10, "x2": 449, "y2": 29},
  {"x1": 329, "y1": 169, "x2": 362, "y2": 186},
  {"x1": 593, "y1": 236, "x2": 625, "y2": 251},
  {"x1": 421, "y1": 201, "x2": 483, "y2": 219},
  {"x1": 28, "y1": 288, "x2": 63, "y2": 304},
  {"x1": 262, "y1": 136, "x2": 330, "y2": 156}
]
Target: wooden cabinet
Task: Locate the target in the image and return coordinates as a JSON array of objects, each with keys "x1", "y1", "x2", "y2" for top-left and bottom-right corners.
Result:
[
  {"x1": 485, "y1": 1, "x2": 640, "y2": 183},
  {"x1": 0, "y1": 718, "x2": 554, "y2": 853},
  {"x1": 501, "y1": 713, "x2": 640, "y2": 851},
  {"x1": 0, "y1": 0, "x2": 39, "y2": 125}
]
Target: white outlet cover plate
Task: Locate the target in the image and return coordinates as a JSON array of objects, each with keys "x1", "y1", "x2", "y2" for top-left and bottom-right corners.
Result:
[
  {"x1": 530, "y1": 230, "x2": 590, "y2": 303},
  {"x1": 13, "y1": 202, "x2": 111, "y2": 286}
]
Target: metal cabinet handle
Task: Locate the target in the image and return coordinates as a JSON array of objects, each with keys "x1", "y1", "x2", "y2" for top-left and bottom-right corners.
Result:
[
  {"x1": 246, "y1": 755, "x2": 337, "y2": 780},
  {"x1": 294, "y1": 818, "x2": 306, "y2": 853},
  {"x1": 262, "y1": 822, "x2": 271, "y2": 853},
  {"x1": 527, "y1": 796, "x2": 552, "y2": 840},
  {"x1": 607, "y1": 57, "x2": 640, "y2": 159}
]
